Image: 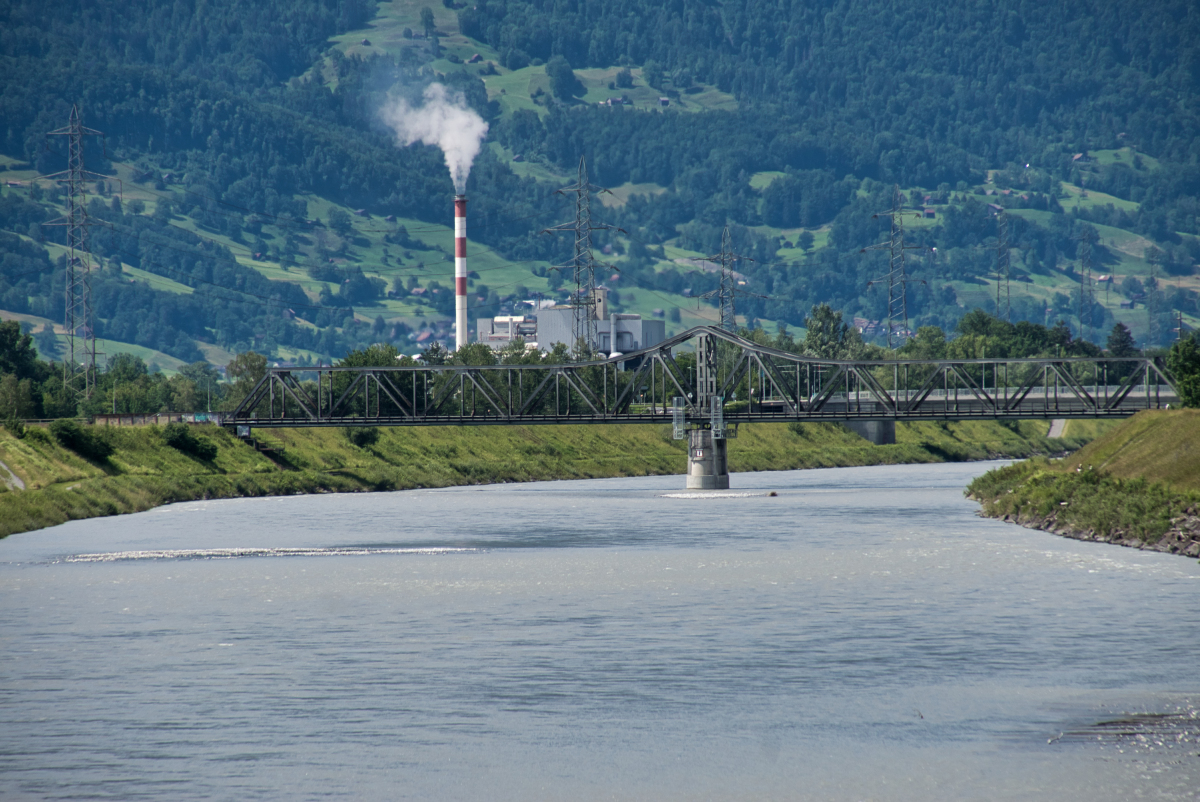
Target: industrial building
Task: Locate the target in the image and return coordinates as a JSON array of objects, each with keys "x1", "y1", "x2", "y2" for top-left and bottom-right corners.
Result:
[{"x1": 476, "y1": 289, "x2": 666, "y2": 356}]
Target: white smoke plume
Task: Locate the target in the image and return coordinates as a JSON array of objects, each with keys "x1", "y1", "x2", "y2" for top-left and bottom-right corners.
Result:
[{"x1": 381, "y1": 83, "x2": 489, "y2": 193}]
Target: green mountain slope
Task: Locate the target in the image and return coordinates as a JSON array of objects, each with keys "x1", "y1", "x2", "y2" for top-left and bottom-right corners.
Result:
[{"x1": 1, "y1": 0, "x2": 1198, "y2": 372}]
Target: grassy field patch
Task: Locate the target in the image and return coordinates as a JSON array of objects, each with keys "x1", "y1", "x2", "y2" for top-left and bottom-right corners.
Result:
[
  {"x1": 599, "y1": 182, "x2": 668, "y2": 208},
  {"x1": 749, "y1": 171, "x2": 787, "y2": 191}
]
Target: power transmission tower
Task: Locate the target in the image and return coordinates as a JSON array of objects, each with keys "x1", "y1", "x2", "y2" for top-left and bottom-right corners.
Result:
[
  {"x1": 862, "y1": 186, "x2": 925, "y2": 347},
  {"x1": 1147, "y1": 259, "x2": 1159, "y2": 349},
  {"x1": 995, "y1": 210, "x2": 1011, "y2": 322},
  {"x1": 1074, "y1": 228, "x2": 1096, "y2": 342},
  {"x1": 544, "y1": 156, "x2": 619, "y2": 358},
  {"x1": 699, "y1": 226, "x2": 758, "y2": 331},
  {"x1": 43, "y1": 105, "x2": 105, "y2": 398}
]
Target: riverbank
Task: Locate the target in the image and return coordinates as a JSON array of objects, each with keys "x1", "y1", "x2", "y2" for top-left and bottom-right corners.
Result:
[
  {"x1": 0, "y1": 418, "x2": 1105, "y2": 538},
  {"x1": 967, "y1": 410, "x2": 1200, "y2": 558}
]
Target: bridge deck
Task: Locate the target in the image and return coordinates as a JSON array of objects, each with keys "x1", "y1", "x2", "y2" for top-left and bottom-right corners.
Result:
[{"x1": 228, "y1": 326, "x2": 1178, "y2": 429}]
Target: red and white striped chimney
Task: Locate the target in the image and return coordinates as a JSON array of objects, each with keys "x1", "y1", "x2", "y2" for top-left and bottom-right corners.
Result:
[{"x1": 454, "y1": 194, "x2": 467, "y2": 351}]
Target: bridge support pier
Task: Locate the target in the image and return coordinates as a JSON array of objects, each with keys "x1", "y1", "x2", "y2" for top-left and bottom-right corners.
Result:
[
  {"x1": 844, "y1": 420, "x2": 896, "y2": 446},
  {"x1": 686, "y1": 428, "x2": 729, "y2": 490}
]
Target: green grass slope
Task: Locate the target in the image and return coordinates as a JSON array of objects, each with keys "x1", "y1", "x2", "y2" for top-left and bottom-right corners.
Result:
[
  {"x1": 0, "y1": 417, "x2": 1086, "y2": 538},
  {"x1": 1060, "y1": 409, "x2": 1200, "y2": 491},
  {"x1": 968, "y1": 410, "x2": 1200, "y2": 554}
]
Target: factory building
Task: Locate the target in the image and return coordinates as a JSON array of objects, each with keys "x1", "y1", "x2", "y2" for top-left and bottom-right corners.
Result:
[
  {"x1": 477, "y1": 315, "x2": 539, "y2": 350},
  {"x1": 476, "y1": 289, "x2": 666, "y2": 356}
]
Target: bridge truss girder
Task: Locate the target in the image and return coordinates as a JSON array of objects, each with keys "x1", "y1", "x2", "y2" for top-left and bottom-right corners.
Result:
[{"x1": 229, "y1": 327, "x2": 1179, "y2": 428}]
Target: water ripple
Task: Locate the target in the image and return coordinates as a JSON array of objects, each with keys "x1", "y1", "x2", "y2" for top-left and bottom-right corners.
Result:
[{"x1": 63, "y1": 546, "x2": 479, "y2": 563}]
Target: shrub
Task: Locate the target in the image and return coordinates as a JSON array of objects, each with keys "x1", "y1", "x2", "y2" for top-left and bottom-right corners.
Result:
[
  {"x1": 345, "y1": 426, "x2": 380, "y2": 448},
  {"x1": 162, "y1": 422, "x2": 219, "y2": 460},
  {"x1": 24, "y1": 426, "x2": 50, "y2": 445},
  {"x1": 49, "y1": 419, "x2": 114, "y2": 461}
]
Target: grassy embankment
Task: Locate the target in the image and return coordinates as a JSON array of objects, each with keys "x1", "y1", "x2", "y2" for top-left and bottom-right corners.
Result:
[
  {"x1": 0, "y1": 418, "x2": 1103, "y2": 538},
  {"x1": 968, "y1": 410, "x2": 1200, "y2": 557}
]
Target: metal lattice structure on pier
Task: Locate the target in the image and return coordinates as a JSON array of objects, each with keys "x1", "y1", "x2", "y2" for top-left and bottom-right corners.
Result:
[{"x1": 229, "y1": 327, "x2": 1178, "y2": 429}]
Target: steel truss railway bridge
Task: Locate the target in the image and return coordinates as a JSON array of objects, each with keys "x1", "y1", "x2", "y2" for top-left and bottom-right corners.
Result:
[{"x1": 229, "y1": 326, "x2": 1179, "y2": 489}]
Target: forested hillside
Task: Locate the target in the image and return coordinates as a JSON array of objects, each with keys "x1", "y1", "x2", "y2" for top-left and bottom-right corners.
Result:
[{"x1": 1, "y1": 0, "x2": 1199, "y2": 396}]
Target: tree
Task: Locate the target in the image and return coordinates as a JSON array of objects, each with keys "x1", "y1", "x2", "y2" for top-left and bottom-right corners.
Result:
[
  {"x1": 450, "y1": 342, "x2": 498, "y2": 366},
  {"x1": 899, "y1": 326, "x2": 948, "y2": 360},
  {"x1": 1048, "y1": 320, "x2": 1073, "y2": 351},
  {"x1": 340, "y1": 343, "x2": 402, "y2": 367},
  {"x1": 802, "y1": 304, "x2": 863, "y2": 360},
  {"x1": 546, "y1": 56, "x2": 581, "y2": 101},
  {"x1": 421, "y1": 342, "x2": 450, "y2": 365},
  {"x1": 615, "y1": 67, "x2": 634, "y2": 89},
  {"x1": 0, "y1": 320, "x2": 37, "y2": 379},
  {"x1": 169, "y1": 376, "x2": 200, "y2": 412},
  {"x1": 34, "y1": 325, "x2": 60, "y2": 361},
  {"x1": 419, "y1": 6, "x2": 436, "y2": 37},
  {"x1": 1167, "y1": 333, "x2": 1200, "y2": 408},
  {"x1": 0, "y1": 374, "x2": 35, "y2": 420},
  {"x1": 796, "y1": 231, "x2": 815, "y2": 252},
  {"x1": 108, "y1": 353, "x2": 149, "y2": 384},
  {"x1": 327, "y1": 207, "x2": 352, "y2": 235},
  {"x1": 178, "y1": 361, "x2": 223, "y2": 411},
  {"x1": 224, "y1": 351, "x2": 268, "y2": 410},
  {"x1": 642, "y1": 59, "x2": 664, "y2": 89},
  {"x1": 1106, "y1": 323, "x2": 1137, "y2": 357}
]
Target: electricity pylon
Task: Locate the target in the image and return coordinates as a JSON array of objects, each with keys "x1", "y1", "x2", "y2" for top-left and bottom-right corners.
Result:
[
  {"x1": 1074, "y1": 227, "x2": 1097, "y2": 341},
  {"x1": 1147, "y1": 259, "x2": 1159, "y2": 349},
  {"x1": 862, "y1": 186, "x2": 925, "y2": 346},
  {"x1": 43, "y1": 105, "x2": 105, "y2": 398},
  {"x1": 544, "y1": 156, "x2": 620, "y2": 358},
  {"x1": 699, "y1": 226, "x2": 758, "y2": 331},
  {"x1": 995, "y1": 210, "x2": 1011, "y2": 322}
]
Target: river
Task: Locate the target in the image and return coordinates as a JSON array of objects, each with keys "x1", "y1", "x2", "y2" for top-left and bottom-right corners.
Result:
[{"x1": 1, "y1": 462, "x2": 1198, "y2": 800}]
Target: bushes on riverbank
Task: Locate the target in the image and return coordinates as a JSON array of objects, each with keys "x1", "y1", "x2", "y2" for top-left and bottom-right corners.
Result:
[
  {"x1": 969, "y1": 460, "x2": 1199, "y2": 544},
  {"x1": 49, "y1": 419, "x2": 114, "y2": 462}
]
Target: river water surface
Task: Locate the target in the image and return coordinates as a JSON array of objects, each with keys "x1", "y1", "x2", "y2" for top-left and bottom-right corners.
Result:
[{"x1": 2, "y1": 462, "x2": 1199, "y2": 800}]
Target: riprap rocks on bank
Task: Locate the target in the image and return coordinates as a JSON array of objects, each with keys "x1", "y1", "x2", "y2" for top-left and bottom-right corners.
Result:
[{"x1": 988, "y1": 505, "x2": 1200, "y2": 559}]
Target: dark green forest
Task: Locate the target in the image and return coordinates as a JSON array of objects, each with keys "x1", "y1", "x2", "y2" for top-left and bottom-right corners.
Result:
[{"x1": 1, "y1": 0, "x2": 1199, "y2": 410}]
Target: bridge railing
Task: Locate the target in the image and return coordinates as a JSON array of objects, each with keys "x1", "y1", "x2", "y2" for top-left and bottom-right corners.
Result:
[{"x1": 227, "y1": 326, "x2": 1179, "y2": 428}]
